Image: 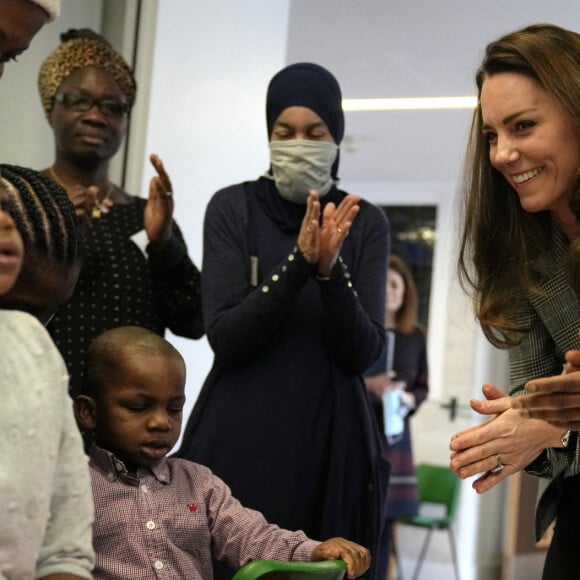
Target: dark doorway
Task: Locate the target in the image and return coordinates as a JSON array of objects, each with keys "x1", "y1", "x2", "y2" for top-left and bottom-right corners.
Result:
[{"x1": 381, "y1": 205, "x2": 437, "y2": 328}]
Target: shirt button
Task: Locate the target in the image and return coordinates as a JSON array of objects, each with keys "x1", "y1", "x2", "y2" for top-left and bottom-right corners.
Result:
[
  {"x1": 107, "y1": 472, "x2": 115, "y2": 482},
  {"x1": 262, "y1": 285, "x2": 269, "y2": 293},
  {"x1": 154, "y1": 560, "x2": 164, "y2": 570},
  {"x1": 146, "y1": 520, "x2": 156, "y2": 530},
  {"x1": 272, "y1": 274, "x2": 279, "y2": 282},
  {"x1": 141, "y1": 484, "x2": 148, "y2": 493}
]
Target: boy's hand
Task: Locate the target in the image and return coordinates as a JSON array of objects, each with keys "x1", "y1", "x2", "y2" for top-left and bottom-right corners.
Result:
[{"x1": 311, "y1": 537, "x2": 370, "y2": 579}]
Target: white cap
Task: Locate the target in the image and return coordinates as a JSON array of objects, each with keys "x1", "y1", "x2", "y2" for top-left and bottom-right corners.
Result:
[{"x1": 29, "y1": 0, "x2": 61, "y2": 21}]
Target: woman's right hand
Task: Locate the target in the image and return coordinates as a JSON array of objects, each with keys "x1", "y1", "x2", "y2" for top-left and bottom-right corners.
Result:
[
  {"x1": 297, "y1": 190, "x2": 321, "y2": 264},
  {"x1": 511, "y1": 358, "x2": 580, "y2": 430},
  {"x1": 565, "y1": 349, "x2": 580, "y2": 374},
  {"x1": 67, "y1": 184, "x2": 98, "y2": 229}
]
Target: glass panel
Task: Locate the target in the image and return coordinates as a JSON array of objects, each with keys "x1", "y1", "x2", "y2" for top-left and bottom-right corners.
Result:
[{"x1": 381, "y1": 205, "x2": 437, "y2": 328}]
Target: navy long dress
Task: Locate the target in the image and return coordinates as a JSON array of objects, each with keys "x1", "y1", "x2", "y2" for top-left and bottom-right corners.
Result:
[{"x1": 176, "y1": 177, "x2": 390, "y2": 579}]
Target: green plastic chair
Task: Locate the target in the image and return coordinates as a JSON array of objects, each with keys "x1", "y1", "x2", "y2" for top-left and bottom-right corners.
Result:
[
  {"x1": 393, "y1": 463, "x2": 461, "y2": 580},
  {"x1": 231, "y1": 559, "x2": 347, "y2": 580}
]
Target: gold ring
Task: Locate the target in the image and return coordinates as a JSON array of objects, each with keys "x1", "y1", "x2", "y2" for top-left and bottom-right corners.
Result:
[{"x1": 336, "y1": 227, "x2": 342, "y2": 234}]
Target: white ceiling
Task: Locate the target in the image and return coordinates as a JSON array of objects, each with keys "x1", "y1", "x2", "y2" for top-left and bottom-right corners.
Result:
[{"x1": 286, "y1": 0, "x2": 579, "y2": 185}]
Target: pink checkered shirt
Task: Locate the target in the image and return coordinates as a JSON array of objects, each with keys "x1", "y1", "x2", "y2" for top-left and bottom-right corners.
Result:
[{"x1": 89, "y1": 446, "x2": 320, "y2": 579}]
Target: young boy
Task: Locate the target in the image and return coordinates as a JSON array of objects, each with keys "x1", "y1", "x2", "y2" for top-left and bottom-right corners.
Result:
[{"x1": 74, "y1": 326, "x2": 371, "y2": 579}]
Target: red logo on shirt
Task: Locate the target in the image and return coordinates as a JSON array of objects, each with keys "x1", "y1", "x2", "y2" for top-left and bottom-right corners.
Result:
[{"x1": 188, "y1": 504, "x2": 198, "y2": 512}]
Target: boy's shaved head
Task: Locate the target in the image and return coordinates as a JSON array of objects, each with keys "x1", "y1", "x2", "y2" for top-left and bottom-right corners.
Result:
[{"x1": 81, "y1": 326, "x2": 184, "y2": 398}]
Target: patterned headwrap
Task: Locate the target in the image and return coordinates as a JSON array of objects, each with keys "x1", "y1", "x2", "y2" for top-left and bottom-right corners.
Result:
[{"x1": 38, "y1": 29, "x2": 137, "y2": 115}]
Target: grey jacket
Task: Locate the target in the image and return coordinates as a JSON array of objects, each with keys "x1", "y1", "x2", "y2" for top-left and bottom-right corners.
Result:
[{"x1": 507, "y1": 225, "x2": 580, "y2": 538}]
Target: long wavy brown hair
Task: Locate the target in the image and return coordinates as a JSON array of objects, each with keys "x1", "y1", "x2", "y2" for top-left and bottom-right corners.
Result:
[
  {"x1": 458, "y1": 23, "x2": 580, "y2": 348},
  {"x1": 389, "y1": 255, "x2": 419, "y2": 334}
]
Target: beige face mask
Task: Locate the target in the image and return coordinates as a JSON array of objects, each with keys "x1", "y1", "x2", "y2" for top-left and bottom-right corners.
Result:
[{"x1": 266, "y1": 139, "x2": 338, "y2": 204}]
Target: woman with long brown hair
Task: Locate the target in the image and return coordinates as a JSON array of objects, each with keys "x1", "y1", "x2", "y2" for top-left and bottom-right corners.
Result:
[
  {"x1": 365, "y1": 255, "x2": 428, "y2": 578},
  {"x1": 449, "y1": 23, "x2": 580, "y2": 578}
]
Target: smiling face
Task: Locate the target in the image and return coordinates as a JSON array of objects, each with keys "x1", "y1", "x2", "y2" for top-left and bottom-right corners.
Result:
[
  {"x1": 87, "y1": 351, "x2": 186, "y2": 473},
  {"x1": 48, "y1": 66, "x2": 128, "y2": 167},
  {"x1": 0, "y1": 189, "x2": 23, "y2": 295},
  {"x1": 480, "y1": 72, "x2": 580, "y2": 225}
]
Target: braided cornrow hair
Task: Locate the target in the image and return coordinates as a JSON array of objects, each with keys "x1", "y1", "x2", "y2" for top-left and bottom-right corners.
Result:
[{"x1": 0, "y1": 164, "x2": 79, "y2": 269}]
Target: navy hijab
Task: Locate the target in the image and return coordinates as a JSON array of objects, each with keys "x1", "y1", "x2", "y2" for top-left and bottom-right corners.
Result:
[{"x1": 266, "y1": 62, "x2": 344, "y2": 179}]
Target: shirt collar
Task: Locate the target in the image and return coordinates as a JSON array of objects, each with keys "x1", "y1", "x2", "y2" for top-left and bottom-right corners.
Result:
[{"x1": 89, "y1": 444, "x2": 172, "y2": 485}]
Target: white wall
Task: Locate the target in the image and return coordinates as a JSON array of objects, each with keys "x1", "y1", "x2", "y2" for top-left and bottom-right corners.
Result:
[{"x1": 139, "y1": 0, "x2": 291, "y2": 446}]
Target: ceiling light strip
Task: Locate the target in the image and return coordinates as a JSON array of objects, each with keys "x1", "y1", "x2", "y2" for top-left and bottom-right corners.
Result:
[{"x1": 342, "y1": 96, "x2": 477, "y2": 111}]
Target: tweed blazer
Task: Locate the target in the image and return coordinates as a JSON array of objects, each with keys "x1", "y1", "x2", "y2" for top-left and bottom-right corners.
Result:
[{"x1": 508, "y1": 225, "x2": 580, "y2": 481}]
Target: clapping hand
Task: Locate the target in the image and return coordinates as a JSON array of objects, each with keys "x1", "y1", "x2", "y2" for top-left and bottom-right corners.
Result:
[
  {"x1": 145, "y1": 153, "x2": 174, "y2": 247},
  {"x1": 317, "y1": 193, "x2": 360, "y2": 275},
  {"x1": 449, "y1": 383, "x2": 550, "y2": 493},
  {"x1": 297, "y1": 190, "x2": 360, "y2": 275},
  {"x1": 297, "y1": 190, "x2": 321, "y2": 265},
  {"x1": 512, "y1": 350, "x2": 580, "y2": 429},
  {"x1": 67, "y1": 183, "x2": 99, "y2": 230}
]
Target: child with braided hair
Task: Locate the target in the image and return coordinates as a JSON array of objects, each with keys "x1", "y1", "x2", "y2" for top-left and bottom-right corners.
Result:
[
  {"x1": 0, "y1": 163, "x2": 81, "y2": 323},
  {"x1": 0, "y1": 177, "x2": 23, "y2": 294},
  {"x1": 0, "y1": 164, "x2": 94, "y2": 579}
]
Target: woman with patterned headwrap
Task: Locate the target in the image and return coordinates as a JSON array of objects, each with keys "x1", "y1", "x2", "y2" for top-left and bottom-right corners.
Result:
[
  {"x1": 175, "y1": 63, "x2": 391, "y2": 580},
  {"x1": 37, "y1": 29, "x2": 203, "y2": 395}
]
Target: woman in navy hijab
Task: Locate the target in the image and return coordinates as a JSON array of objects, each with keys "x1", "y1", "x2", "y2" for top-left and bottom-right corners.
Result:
[{"x1": 177, "y1": 63, "x2": 390, "y2": 580}]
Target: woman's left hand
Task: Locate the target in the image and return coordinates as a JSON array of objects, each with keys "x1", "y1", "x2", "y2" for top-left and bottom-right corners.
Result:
[
  {"x1": 449, "y1": 383, "x2": 555, "y2": 493},
  {"x1": 145, "y1": 153, "x2": 174, "y2": 247},
  {"x1": 317, "y1": 194, "x2": 360, "y2": 276}
]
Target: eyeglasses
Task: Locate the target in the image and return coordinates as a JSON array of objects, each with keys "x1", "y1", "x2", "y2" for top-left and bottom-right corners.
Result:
[{"x1": 54, "y1": 92, "x2": 130, "y2": 118}]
